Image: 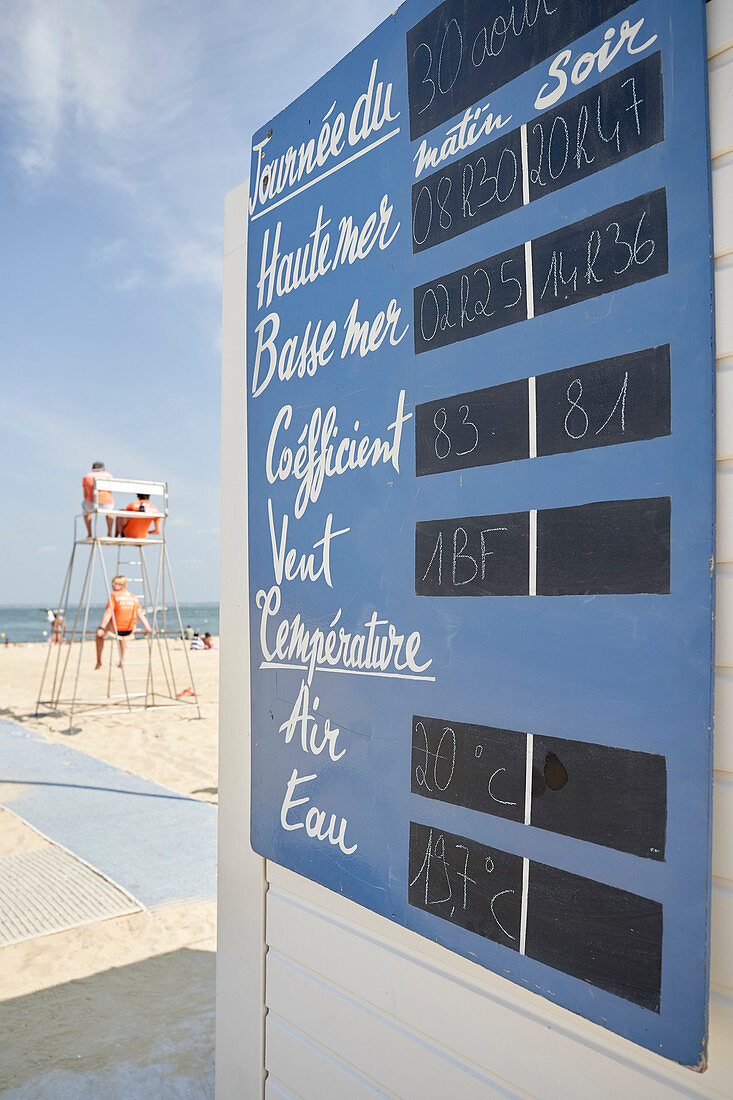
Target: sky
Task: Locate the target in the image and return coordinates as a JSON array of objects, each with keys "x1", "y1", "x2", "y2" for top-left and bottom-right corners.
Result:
[{"x1": 0, "y1": 0, "x2": 395, "y2": 604}]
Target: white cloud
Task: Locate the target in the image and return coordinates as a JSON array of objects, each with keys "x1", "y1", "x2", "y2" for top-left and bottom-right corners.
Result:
[
  {"x1": 0, "y1": 0, "x2": 398, "y2": 297},
  {"x1": 0, "y1": 0, "x2": 215, "y2": 290},
  {"x1": 113, "y1": 271, "x2": 143, "y2": 291},
  {"x1": 87, "y1": 162, "x2": 140, "y2": 196},
  {"x1": 166, "y1": 237, "x2": 222, "y2": 290},
  {"x1": 88, "y1": 237, "x2": 127, "y2": 267},
  {"x1": 0, "y1": 0, "x2": 195, "y2": 177},
  {"x1": 0, "y1": 393, "x2": 216, "y2": 506}
]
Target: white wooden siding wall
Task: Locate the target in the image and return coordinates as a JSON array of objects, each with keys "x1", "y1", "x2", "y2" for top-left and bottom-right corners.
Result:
[{"x1": 218, "y1": 5, "x2": 733, "y2": 1096}]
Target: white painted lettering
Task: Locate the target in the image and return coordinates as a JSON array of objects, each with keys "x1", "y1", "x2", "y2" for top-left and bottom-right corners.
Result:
[{"x1": 535, "y1": 18, "x2": 658, "y2": 111}]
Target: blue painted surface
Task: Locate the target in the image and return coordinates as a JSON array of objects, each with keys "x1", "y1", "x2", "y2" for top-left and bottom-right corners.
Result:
[
  {"x1": 0, "y1": 718, "x2": 217, "y2": 908},
  {"x1": 246, "y1": 0, "x2": 714, "y2": 1064}
]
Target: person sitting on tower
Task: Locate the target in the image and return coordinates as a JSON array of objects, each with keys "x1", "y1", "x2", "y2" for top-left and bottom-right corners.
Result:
[
  {"x1": 115, "y1": 493, "x2": 162, "y2": 540},
  {"x1": 95, "y1": 575, "x2": 153, "y2": 668},
  {"x1": 82, "y1": 461, "x2": 115, "y2": 538}
]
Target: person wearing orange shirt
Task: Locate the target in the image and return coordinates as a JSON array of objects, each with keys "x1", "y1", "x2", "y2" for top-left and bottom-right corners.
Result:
[
  {"x1": 116, "y1": 494, "x2": 162, "y2": 540},
  {"x1": 95, "y1": 575, "x2": 153, "y2": 668},
  {"x1": 82, "y1": 461, "x2": 114, "y2": 537}
]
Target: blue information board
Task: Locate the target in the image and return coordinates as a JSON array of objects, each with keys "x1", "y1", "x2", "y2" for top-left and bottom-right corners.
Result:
[{"x1": 246, "y1": 0, "x2": 714, "y2": 1065}]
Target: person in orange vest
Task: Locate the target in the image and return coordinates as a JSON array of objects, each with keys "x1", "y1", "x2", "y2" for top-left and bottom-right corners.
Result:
[
  {"x1": 116, "y1": 493, "x2": 162, "y2": 540},
  {"x1": 95, "y1": 575, "x2": 153, "y2": 668},
  {"x1": 82, "y1": 461, "x2": 114, "y2": 537}
]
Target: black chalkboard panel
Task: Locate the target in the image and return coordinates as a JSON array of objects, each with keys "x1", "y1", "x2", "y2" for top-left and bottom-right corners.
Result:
[
  {"x1": 410, "y1": 714, "x2": 667, "y2": 859},
  {"x1": 409, "y1": 821, "x2": 523, "y2": 945},
  {"x1": 532, "y1": 188, "x2": 669, "y2": 316},
  {"x1": 536, "y1": 496, "x2": 671, "y2": 595},
  {"x1": 535, "y1": 344, "x2": 671, "y2": 456},
  {"x1": 408, "y1": 821, "x2": 663, "y2": 1009},
  {"x1": 413, "y1": 244, "x2": 527, "y2": 354},
  {"x1": 410, "y1": 52, "x2": 664, "y2": 255},
  {"x1": 416, "y1": 498, "x2": 670, "y2": 596},
  {"x1": 525, "y1": 860, "x2": 663, "y2": 1011},
  {"x1": 411, "y1": 715, "x2": 526, "y2": 821},
  {"x1": 414, "y1": 345, "x2": 671, "y2": 477},
  {"x1": 412, "y1": 127, "x2": 524, "y2": 253},
  {"x1": 406, "y1": 0, "x2": 634, "y2": 141},
  {"x1": 415, "y1": 511, "x2": 530, "y2": 595},
  {"x1": 527, "y1": 52, "x2": 664, "y2": 203},
  {"x1": 531, "y1": 735, "x2": 667, "y2": 859},
  {"x1": 413, "y1": 191, "x2": 668, "y2": 355},
  {"x1": 415, "y1": 379, "x2": 529, "y2": 476}
]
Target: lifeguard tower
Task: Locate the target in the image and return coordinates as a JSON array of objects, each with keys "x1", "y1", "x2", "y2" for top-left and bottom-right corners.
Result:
[{"x1": 36, "y1": 477, "x2": 200, "y2": 730}]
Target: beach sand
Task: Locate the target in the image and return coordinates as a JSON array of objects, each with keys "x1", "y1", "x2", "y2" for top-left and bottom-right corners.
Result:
[
  {"x1": 3, "y1": 637, "x2": 219, "y2": 803},
  {"x1": 0, "y1": 641, "x2": 218, "y2": 1097}
]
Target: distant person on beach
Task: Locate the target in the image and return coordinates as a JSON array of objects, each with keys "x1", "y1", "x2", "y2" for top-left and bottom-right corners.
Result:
[
  {"x1": 202, "y1": 633, "x2": 216, "y2": 650},
  {"x1": 184, "y1": 625, "x2": 194, "y2": 640},
  {"x1": 82, "y1": 461, "x2": 114, "y2": 537},
  {"x1": 116, "y1": 494, "x2": 161, "y2": 540},
  {"x1": 51, "y1": 615, "x2": 66, "y2": 645},
  {"x1": 95, "y1": 576, "x2": 152, "y2": 668},
  {"x1": 190, "y1": 632, "x2": 205, "y2": 650}
]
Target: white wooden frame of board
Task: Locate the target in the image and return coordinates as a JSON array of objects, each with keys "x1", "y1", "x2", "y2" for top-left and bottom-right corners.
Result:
[
  {"x1": 218, "y1": 4, "x2": 733, "y2": 1092},
  {"x1": 218, "y1": 180, "x2": 267, "y2": 1098}
]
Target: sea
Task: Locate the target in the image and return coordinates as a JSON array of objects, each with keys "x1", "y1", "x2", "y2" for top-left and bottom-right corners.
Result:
[{"x1": 0, "y1": 603, "x2": 220, "y2": 643}]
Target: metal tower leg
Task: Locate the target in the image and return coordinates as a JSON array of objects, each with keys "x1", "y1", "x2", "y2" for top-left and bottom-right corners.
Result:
[
  {"x1": 138, "y1": 544, "x2": 154, "y2": 706},
  {"x1": 36, "y1": 540, "x2": 76, "y2": 715},
  {"x1": 67, "y1": 540, "x2": 100, "y2": 733},
  {"x1": 164, "y1": 542, "x2": 202, "y2": 719}
]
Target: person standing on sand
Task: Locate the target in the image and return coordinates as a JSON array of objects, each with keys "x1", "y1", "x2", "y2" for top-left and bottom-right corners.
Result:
[
  {"x1": 82, "y1": 461, "x2": 115, "y2": 538},
  {"x1": 51, "y1": 615, "x2": 66, "y2": 644},
  {"x1": 95, "y1": 576, "x2": 152, "y2": 668}
]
